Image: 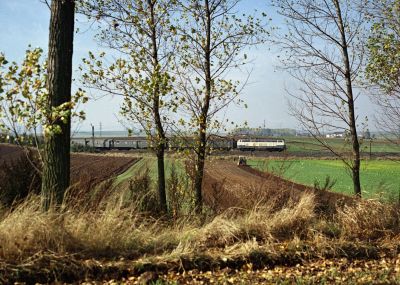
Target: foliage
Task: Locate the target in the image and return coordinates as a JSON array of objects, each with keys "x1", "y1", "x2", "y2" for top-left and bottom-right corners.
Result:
[
  {"x1": 1, "y1": 160, "x2": 400, "y2": 283},
  {"x1": 0, "y1": 48, "x2": 87, "y2": 148},
  {"x1": 80, "y1": 0, "x2": 181, "y2": 213},
  {"x1": 152, "y1": 259, "x2": 400, "y2": 284},
  {"x1": 173, "y1": 0, "x2": 269, "y2": 211},
  {"x1": 365, "y1": 0, "x2": 400, "y2": 141},
  {"x1": 366, "y1": 0, "x2": 400, "y2": 95},
  {"x1": 70, "y1": 143, "x2": 96, "y2": 153},
  {"x1": 174, "y1": 0, "x2": 269, "y2": 136},
  {"x1": 166, "y1": 163, "x2": 194, "y2": 218},
  {"x1": 79, "y1": 0, "x2": 177, "y2": 146}
]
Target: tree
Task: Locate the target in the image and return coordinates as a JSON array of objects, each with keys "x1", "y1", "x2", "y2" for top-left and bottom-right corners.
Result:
[
  {"x1": 80, "y1": 0, "x2": 178, "y2": 213},
  {"x1": 176, "y1": 0, "x2": 268, "y2": 212},
  {"x1": 366, "y1": 0, "x2": 400, "y2": 142},
  {"x1": 0, "y1": 48, "x2": 49, "y2": 164},
  {"x1": 274, "y1": 0, "x2": 366, "y2": 196},
  {"x1": 0, "y1": 48, "x2": 85, "y2": 175},
  {"x1": 41, "y1": 0, "x2": 76, "y2": 210}
]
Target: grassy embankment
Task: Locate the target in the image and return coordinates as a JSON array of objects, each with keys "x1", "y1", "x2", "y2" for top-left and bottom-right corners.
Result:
[
  {"x1": 115, "y1": 156, "x2": 184, "y2": 185},
  {"x1": 2, "y1": 188, "x2": 400, "y2": 283}
]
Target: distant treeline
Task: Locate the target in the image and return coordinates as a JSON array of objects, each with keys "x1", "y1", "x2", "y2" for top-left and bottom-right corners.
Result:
[
  {"x1": 232, "y1": 128, "x2": 297, "y2": 137},
  {"x1": 0, "y1": 133, "x2": 44, "y2": 146}
]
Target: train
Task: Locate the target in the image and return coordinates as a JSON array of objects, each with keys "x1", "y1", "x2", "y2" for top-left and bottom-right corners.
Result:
[
  {"x1": 71, "y1": 136, "x2": 286, "y2": 152},
  {"x1": 237, "y1": 138, "x2": 286, "y2": 151}
]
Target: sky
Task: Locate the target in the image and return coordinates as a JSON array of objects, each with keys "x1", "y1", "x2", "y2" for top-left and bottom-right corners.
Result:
[{"x1": 0, "y1": 0, "x2": 378, "y2": 133}]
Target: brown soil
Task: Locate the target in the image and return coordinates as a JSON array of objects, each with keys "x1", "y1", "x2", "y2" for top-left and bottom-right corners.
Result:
[
  {"x1": 1, "y1": 143, "x2": 352, "y2": 213},
  {"x1": 203, "y1": 160, "x2": 354, "y2": 215},
  {"x1": 70, "y1": 153, "x2": 138, "y2": 185},
  {"x1": 0, "y1": 144, "x2": 139, "y2": 185},
  {"x1": 0, "y1": 143, "x2": 25, "y2": 163}
]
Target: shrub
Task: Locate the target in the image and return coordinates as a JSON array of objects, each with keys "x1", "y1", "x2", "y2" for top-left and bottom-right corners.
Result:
[
  {"x1": 126, "y1": 168, "x2": 159, "y2": 213},
  {"x1": 314, "y1": 175, "x2": 336, "y2": 192},
  {"x1": 70, "y1": 144, "x2": 96, "y2": 153},
  {"x1": 167, "y1": 163, "x2": 194, "y2": 219}
]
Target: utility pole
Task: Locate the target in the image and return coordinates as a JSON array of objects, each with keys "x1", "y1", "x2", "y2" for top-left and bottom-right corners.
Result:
[
  {"x1": 91, "y1": 123, "x2": 95, "y2": 148},
  {"x1": 370, "y1": 138, "x2": 373, "y2": 160},
  {"x1": 99, "y1": 122, "x2": 102, "y2": 137}
]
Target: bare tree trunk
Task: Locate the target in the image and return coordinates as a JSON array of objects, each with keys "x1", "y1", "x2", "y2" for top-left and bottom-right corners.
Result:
[
  {"x1": 41, "y1": 0, "x2": 75, "y2": 210},
  {"x1": 335, "y1": 0, "x2": 362, "y2": 197}
]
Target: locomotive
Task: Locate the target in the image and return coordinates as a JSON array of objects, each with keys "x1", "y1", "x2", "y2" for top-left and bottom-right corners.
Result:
[
  {"x1": 237, "y1": 138, "x2": 286, "y2": 151},
  {"x1": 71, "y1": 136, "x2": 286, "y2": 152}
]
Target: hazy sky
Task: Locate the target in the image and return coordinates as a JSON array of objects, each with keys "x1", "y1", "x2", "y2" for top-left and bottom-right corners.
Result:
[{"x1": 0, "y1": 0, "x2": 378, "y2": 132}]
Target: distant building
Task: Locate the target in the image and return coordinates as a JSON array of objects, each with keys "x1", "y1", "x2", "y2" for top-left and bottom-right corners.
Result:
[{"x1": 296, "y1": 131, "x2": 311, "y2": 137}]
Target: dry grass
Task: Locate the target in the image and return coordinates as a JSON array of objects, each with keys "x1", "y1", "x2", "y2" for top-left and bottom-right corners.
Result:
[
  {"x1": 189, "y1": 193, "x2": 315, "y2": 250},
  {"x1": 0, "y1": 195, "x2": 179, "y2": 262},
  {"x1": 0, "y1": 186, "x2": 399, "y2": 268},
  {"x1": 337, "y1": 199, "x2": 400, "y2": 240}
]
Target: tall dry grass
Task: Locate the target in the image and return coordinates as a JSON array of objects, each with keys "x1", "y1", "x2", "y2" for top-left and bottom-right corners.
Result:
[
  {"x1": 0, "y1": 184, "x2": 399, "y2": 264},
  {"x1": 336, "y1": 199, "x2": 400, "y2": 240},
  {"x1": 193, "y1": 193, "x2": 316, "y2": 249},
  {"x1": 0, "y1": 194, "x2": 180, "y2": 262}
]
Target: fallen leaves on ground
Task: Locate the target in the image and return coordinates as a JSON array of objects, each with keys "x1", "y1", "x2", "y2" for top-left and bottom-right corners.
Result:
[{"x1": 83, "y1": 256, "x2": 400, "y2": 284}]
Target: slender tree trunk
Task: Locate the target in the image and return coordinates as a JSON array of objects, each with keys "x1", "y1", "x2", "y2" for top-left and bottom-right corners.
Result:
[
  {"x1": 154, "y1": 115, "x2": 167, "y2": 214},
  {"x1": 41, "y1": 0, "x2": 75, "y2": 210},
  {"x1": 149, "y1": 0, "x2": 167, "y2": 212},
  {"x1": 156, "y1": 147, "x2": 167, "y2": 212},
  {"x1": 194, "y1": 123, "x2": 207, "y2": 213},
  {"x1": 335, "y1": 0, "x2": 362, "y2": 197},
  {"x1": 194, "y1": 0, "x2": 212, "y2": 213}
]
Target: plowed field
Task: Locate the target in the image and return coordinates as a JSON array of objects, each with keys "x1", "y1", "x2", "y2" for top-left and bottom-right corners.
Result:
[
  {"x1": 70, "y1": 154, "x2": 139, "y2": 185},
  {"x1": 0, "y1": 144, "x2": 139, "y2": 184},
  {"x1": 203, "y1": 160, "x2": 352, "y2": 213},
  {"x1": 0, "y1": 143, "x2": 25, "y2": 163}
]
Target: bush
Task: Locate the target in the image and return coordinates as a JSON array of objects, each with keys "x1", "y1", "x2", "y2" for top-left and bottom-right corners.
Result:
[
  {"x1": 167, "y1": 163, "x2": 194, "y2": 219},
  {"x1": 71, "y1": 144, "x2": 96, "y2": 153},
  {"x1": 126, "y1": 168, "x2": 160, "y2": 213}
]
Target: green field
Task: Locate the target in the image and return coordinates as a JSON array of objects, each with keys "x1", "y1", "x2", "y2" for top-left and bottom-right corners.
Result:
[
  {"x1": 115, "y1": 157, "x2": 184, "y2": 185},
  {"x1": 284, "y1": 137, "x2": 400, "y2": 153},
  {"x1": 248, "y1": 158, "x2": 400, "y2": 198}
]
